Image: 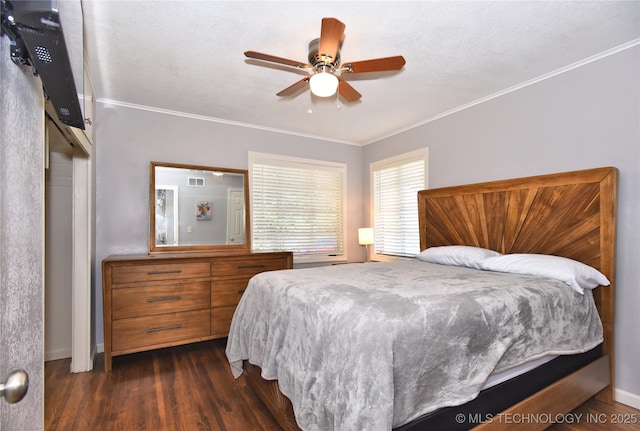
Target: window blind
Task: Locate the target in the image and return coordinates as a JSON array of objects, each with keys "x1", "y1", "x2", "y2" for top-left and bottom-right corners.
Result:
[
  {"x1": 372, "y1": 151, "x2": 426, "y2": 257},
  {"x1": 251, "y1": 154, "x2": 346, "y2": 261}
]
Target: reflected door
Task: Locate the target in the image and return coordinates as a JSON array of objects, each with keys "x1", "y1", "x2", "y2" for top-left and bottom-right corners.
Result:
[{"x1": 227, "y1": 189, "x2": 245, "y2": 244}]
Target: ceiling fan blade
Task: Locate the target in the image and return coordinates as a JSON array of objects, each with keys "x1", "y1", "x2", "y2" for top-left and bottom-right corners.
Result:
[
  {"x1": 342, "y1": 56, "x2": 406, "y2": 73},
  {"x1": 245, "y1": 51, "x2": 311, "y2": 69},
  {"x1": 276, "y1": 77, "x2": 311, "y2": 97},
  {"x1": 318, "y1": 18, "x2": 345, "y2": 63},
  {"x1": 338, "y1": 77, "x2": 361, "y2": 102}
]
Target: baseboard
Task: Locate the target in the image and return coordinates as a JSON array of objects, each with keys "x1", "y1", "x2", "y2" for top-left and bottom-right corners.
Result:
[
  {"x1": 96, "y1": 342, "x2": 104, "y2": 354},
  {"x1": 45, "y1": 348, "x2": 72, "y2": 362},
  {"x1": 615, "y1": 388, "x2": 640, "y2": 410}
]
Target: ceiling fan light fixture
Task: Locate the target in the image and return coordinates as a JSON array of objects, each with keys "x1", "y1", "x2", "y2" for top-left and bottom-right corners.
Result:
[{"x1": 309, "y1": 70, "x2": 339, "y2": 97}]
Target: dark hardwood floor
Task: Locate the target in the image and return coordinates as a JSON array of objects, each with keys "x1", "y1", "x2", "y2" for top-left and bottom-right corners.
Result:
[
  {"x1": 546, "y1": 397, "x2": 640, "y2": 431},
  {"x1": 45, "y1": 339, "x2": 280, "y2": 431},
  {"x1": 45, "y1": 340, "x2": 640, "y2": 430}
]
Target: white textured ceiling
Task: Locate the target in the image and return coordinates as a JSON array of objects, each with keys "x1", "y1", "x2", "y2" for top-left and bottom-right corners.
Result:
[{"x1": 81, "y1": 1, "x2": 640, "y2": 146}]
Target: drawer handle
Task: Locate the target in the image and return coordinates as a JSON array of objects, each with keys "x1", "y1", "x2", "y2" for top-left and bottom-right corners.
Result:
[
  {"x1": 146, "y1": 269, "x2": 183, "y2": 275},
  {"x1": 147, "y1": 324, "x2": 182, "y2": 333},
  {"x1": 238, "y1": 265, "x2": 265, "y2": 269},
  {"x1": 146, "y1": 296, "x2": 182, "y2": 303},
  {"x1": 237, "y1": 289, "x2": 245, "y2": 294}
]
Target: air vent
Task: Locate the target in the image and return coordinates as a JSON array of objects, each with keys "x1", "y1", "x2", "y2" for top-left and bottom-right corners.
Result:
[
  {"x1": 58, "y1": 107, "x2": 70, "y2": 117},
  {"x1": 34, "y1": 45, "x2": 52, "y2": 62},
  {"x1": 188, "y1": 177, "x2": 205, "y2": 187}
]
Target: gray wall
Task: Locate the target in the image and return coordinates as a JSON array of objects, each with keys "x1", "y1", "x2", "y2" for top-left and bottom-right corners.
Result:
[
  {"x1": 363, "y1": 46, "x2": 640, "y2": 401},
  {"x1": 94, "y1": 106, "x2": 364, "y2": 344}
]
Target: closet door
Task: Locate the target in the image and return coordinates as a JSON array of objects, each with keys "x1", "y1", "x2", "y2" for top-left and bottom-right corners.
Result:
[{"x1": 0, "y1": 36, "x2": 45, "y2": 430}]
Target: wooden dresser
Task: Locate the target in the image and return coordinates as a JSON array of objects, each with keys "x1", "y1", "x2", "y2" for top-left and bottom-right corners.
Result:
[{"x1": 102, "y1": 251, "x2": 292, "y2": 371}]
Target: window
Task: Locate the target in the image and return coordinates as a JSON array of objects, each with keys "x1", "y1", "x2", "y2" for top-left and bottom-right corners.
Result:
[
  {"x1": 370, "y1": 148, "x2": 428, "y2": 258},
  {"x1": 250, "y1": 152, "x2": 346, "y2": 263}
]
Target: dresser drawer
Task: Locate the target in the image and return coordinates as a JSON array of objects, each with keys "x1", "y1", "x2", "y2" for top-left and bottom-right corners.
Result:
[
  {"x1": 211, "y1": 305, "x2": 236, "y2": 337},
  {"x1": 112, "y1": 309, "x2": 210, "y2": 352},
  {"x1": 210, "y1": 278, "x2": 250, "y2": 307},
  {"x1": 112, "y1": 280, "x2": 210, "y2": 320},
  {"x1": 111, "y1": 262, "x2": 210, "y2": 284},
  {"x1": 211, "y1": 257, "x2": 288, "y2": 277}
]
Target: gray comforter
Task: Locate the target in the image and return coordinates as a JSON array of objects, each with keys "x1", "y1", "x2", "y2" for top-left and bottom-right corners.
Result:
[{"x1": 225, "y1": 260, "x2": 603, "y2": 430}]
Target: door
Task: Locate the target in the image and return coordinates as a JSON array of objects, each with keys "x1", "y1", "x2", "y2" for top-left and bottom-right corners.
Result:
[
  {"x1": 45, "y1": 127, "x2": 74, "y2": 362},
  {"x1": 0, "y1": 36, "x2": 45, "y2": 430},
  {"x1": 227, "y1": 189, "x2": 245, "y2": 244}
]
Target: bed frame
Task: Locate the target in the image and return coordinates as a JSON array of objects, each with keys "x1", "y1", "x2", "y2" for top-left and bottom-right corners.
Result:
[{"x1": 240, "y1": 166, "x2": 618, "y2": 430}]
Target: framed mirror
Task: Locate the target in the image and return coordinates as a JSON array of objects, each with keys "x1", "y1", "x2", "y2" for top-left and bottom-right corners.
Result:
[{"x1": 149, "y1": 161, "x2": 250, "y2": 253}]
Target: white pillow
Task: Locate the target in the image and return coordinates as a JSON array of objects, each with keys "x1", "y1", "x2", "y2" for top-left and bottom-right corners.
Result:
[
  {"x1": 417, "y1": 245, "x2": 502, "y2": 269},
  {"x1": 477, "y1": 253, "x2": 610, "y2": 294}
]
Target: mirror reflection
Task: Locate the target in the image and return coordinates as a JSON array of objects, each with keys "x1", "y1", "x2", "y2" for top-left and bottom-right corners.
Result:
[{"x1": 149, "y1": 162, "x2": 250, "y2": 253}]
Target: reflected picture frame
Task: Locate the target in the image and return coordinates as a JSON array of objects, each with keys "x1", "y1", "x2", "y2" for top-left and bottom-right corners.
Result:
[{"x1": 195, "y1": 200, "x2": 212, "y2": 220}]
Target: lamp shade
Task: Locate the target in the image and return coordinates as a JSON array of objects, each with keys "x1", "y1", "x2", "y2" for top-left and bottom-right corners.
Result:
[
  {"x1": 309, "y1": 71, "x2": 339, "y2": 97},
  {"x1": 358, "y1": 228, "x2": 374, "y2": 245}
]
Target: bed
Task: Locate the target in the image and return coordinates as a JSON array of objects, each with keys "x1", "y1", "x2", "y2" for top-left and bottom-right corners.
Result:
[{"x1": 226, "y1": 166, "x2": 617, "y2": 430}]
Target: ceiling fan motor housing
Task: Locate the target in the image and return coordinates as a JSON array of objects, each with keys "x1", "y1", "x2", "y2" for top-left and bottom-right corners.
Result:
[{"x1": 308, "y1": 38, "x2": 340, "y2": 69}]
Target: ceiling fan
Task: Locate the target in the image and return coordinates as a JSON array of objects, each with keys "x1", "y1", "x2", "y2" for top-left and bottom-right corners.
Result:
[{"x1": 244, "y1": 17, "x2": 406, "y2": 102}]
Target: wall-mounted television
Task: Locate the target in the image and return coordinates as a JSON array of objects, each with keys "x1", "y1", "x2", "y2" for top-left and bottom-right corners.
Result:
[{"x1": 1, "y1": 0, "x2": 84, "y2": 129}]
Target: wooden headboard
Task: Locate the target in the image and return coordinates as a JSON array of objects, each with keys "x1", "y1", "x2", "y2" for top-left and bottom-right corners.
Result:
[{"x1": 418, "y1": 166, "x2": 618, "y2": 401}]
